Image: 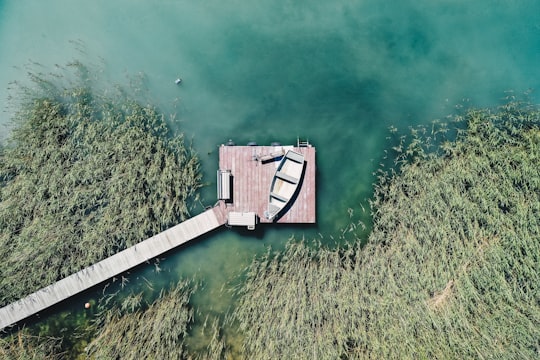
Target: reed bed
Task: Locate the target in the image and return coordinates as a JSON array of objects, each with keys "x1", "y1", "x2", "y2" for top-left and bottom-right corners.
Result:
[
  {"x1": 234, "y1": 241, "x2": 357, "y2": 359},
  {"x1": 0, "y1": 330, "x2": 64, "y2": 360},
  {"x1": 0, "y1": 62, "x2": 202, "y2": 308},
  {"x1": 197, "y1": 318, "x2": 229, "y2": 360},
  {"x1": 2, "y1": 61, "x2": 539, "y2": 359},
  {"x1": 233, "y1": 102, "x2": 540, "y2": 359},
  {"x1": 85, "y1": 280, "x2": 195, "y2": 360}
]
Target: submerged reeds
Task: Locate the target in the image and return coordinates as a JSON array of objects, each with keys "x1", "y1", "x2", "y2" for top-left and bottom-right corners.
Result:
[
  {"x1": 0, "y1": 330, "x2": 64, "y2": 360},
  {"x1": 86, "y1": 280, "x2": 195, "y2": 360},
  {"x1": 233, "y1": 102, "x2": 540, "y2": 359}
]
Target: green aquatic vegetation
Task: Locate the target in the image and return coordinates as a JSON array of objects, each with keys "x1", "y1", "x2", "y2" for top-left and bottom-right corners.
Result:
[
  {"x1": 234, "y1": 241, "x2": 357, "y2": 359},
  {"x1": 0, "y1": 63, "x2": 202, "y2": 307},
  {"x1": 85, "y1": 280, "x2": 195, "y2": 360},
  {"x1": 0, "y1": 330, "x2": 64, "y2": 360},
  {"x1": 197, "y1": 318, "x2": 230, "y2": 360},
  {"x1": 233, "y1": 102, "x2": 540, "y2": 359}
]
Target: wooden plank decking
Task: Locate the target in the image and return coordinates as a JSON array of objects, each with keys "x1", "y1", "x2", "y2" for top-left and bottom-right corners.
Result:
[
  {"x1": 0, "y1": 142, "x2": 316, "y2": 330},
  {"x1": 218, "y1": 144, "x2": 316, "y2": 224},
  {"x1": 0, "y1": 207, "x2": 226, "y2": 331}
]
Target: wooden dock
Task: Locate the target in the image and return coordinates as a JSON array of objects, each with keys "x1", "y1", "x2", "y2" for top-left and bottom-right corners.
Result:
[
  {"x1": 218, "y1": 144, "x2": 316, "y2": 224},
  {"x1": 0, "y1": 207, "x2": 225, "y2": 331},
  {"x1": 0, "y1": 141, "x2": 316, "y2": 330}
]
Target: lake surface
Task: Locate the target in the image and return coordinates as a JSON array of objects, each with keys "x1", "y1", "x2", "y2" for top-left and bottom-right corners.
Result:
[{"x1": 1, "y1": 0, "x2": 539, "y2": 352}]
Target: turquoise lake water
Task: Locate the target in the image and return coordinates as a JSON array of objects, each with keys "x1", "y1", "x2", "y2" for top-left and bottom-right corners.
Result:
[{"x1": 1, "y1": 0, "x2": 540, "y2": 352}]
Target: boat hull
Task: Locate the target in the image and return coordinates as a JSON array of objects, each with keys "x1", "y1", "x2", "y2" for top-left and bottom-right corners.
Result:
[{"x1": 266, "y1": 150, "x2": 305, "y2": 220}]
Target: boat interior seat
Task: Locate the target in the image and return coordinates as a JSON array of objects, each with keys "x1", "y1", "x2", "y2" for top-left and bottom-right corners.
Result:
[
  {"x1": 276, "y1": 171, "x2": 298, "y2": 184},
  {"x1": 270, "y1": 191, "x2": 288, "y2": 202},
  {"x1": 286, "y1": 151, "x2": 304, "y2": 163}
]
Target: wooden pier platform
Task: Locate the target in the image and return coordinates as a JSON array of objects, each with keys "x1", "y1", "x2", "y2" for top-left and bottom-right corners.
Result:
[
  {"x1": 218, "y1": 144, "x2": 316, "y2": 224},
  {"x1": 0, "y1": 141, "x2": 316, "y2": 330},
  {"x1": 0, "y1": 207, "x2": 225, "y2": 331}
]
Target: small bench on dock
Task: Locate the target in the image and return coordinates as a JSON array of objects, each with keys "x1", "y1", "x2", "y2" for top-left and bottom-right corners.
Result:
[
  {"x1": 228, "y1": 212, "x2": 258, "y2": 230},
  {"x1": 217, "y1": 169, "x2": 232, "y2": 201}
]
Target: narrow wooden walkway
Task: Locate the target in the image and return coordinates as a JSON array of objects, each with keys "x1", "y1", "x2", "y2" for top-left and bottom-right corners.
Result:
[{"x1": 0, "y1": 207, "x2": 226, "y2": 331}]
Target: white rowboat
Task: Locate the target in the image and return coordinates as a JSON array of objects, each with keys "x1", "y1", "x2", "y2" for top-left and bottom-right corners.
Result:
[{"x1": 265, "y1": 150, "x2": 305, "y2": 220}]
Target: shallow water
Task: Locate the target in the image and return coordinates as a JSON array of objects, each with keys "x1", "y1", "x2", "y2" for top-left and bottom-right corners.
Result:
[{"x1": 1, "y1": 0, "x2": 540, "y2": 353}]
